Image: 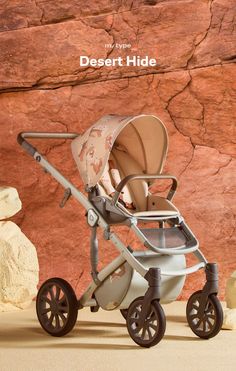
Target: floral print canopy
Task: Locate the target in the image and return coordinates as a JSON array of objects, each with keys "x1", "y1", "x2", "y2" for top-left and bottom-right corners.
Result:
[{"x1": 71, "y1": 114, "x2": 168, "y2": 188}]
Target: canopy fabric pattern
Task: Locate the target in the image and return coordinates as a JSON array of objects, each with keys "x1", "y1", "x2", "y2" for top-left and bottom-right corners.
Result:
[{"x1": 71, "y1": 114, "x2": 168, "y2": 187}]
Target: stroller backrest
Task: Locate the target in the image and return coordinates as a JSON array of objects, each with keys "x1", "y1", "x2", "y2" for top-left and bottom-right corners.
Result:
[
  {"x1": 71, "y1": 115, "x2": 168, "y2": 211},
  {"x1": 98, "y1": 145, "x2": 148, "y2": 212}
]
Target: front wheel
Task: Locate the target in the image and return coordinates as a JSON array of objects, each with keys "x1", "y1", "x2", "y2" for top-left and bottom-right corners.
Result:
[
  {"x1": 126, "y1": 297, "x2": 166, "y2": 348},
  {"x1": 36, "y1": 277, "x2": 78, "y2": 337},
  {"x1": 186, "y1": 290, "x2": 223, "y2": 339}
]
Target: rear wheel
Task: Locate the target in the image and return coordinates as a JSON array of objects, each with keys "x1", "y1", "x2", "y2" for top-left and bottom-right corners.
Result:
[
  {"x1": 126, "y1": 297, "x2": 166, "y2": 348},
  {"x1": 186, "y1": 290, "x2": 223, "y2": 339},
  {"x1": 36, "y1": 277, "x2": 78, "y2": 337}
]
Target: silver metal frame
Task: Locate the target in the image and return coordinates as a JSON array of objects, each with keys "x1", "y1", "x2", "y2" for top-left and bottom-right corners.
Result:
[{"x1": 18, "y1": 132, "x2": 208, "y2": 308}]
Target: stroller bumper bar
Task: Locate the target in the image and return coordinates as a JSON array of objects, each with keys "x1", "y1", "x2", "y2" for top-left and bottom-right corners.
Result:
[{"x1": 112, "y1": 173, "x2": 178, "y2": 203}]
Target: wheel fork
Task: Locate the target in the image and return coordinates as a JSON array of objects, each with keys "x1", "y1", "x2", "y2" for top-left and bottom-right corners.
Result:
[
  {"x1": 136, "y1": 267, "x2": 161, "y2": 329},
  {"x1": 197, "y1": 263, "x2": 219, "y2": 317}
]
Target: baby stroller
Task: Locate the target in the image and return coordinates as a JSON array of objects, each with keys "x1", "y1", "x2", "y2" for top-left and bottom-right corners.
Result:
[{"x1": 18, "y1": 114, "x2": 223, "y2": 347}]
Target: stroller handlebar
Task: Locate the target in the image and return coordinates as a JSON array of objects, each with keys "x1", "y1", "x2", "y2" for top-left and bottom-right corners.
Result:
[{"x1": 17, "y1": 131, "x2": 79, "y2": 156}]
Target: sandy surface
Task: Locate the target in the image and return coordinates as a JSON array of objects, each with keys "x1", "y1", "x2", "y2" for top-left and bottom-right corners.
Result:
[{"x1": 0, "y1": 301, "x2": 235, "y2": 371}]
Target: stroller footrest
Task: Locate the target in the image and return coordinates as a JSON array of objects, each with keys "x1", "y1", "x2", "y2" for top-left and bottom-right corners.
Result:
[
  {"x1": 140, "y1": 227, "x2": 186, "y2": 249},
  {"x1": 138, "y1": 224, "x2": 199, "y2": 255}
]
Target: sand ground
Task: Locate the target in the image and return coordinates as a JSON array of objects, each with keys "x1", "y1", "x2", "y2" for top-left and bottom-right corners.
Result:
[{"x1": 0, "y1": 301, "x2": 235, "y2": 371}]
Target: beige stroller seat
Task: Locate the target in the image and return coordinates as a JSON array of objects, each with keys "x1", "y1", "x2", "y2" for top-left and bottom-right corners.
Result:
[
  {"x1": 71, "y1": 114, "x2": 179, "y2": 220},
  {"x1": 98, "y1": 146, "x2": 179, "y2": 218}
]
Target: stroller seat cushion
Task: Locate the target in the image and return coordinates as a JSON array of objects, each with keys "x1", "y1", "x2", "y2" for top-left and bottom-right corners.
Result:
[
  {"x1": 132, "y1": 197, "x2": 179, "y2": 217},
  {"x1": 147, "y1": 195, "x2": 179, "y2": 213},
  {"x1": 115, "y1": 196, "x2": 179, "y2": 218}
]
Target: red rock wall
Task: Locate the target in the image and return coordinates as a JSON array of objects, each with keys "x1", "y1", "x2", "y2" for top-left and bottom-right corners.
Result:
[{"x1": 0, "y1": 0, "x2": 235, "y2": 300}]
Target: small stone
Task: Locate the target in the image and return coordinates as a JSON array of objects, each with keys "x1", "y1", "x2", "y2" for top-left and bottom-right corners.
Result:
[
  {"x1": 0, "y1": 187, "x2": 22, "y2": 220},
  {"x1": 226, "y1": 271, "x2": 236, "y2": 309},
  {"x1": 222, "y1": 308, "x2": 236, "y2": 330}
]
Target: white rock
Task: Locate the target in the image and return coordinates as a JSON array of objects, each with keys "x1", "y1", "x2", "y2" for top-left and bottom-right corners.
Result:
[
  {"x1": 0, "y1": 221, "x2": 39, "y2": 312},
  {"x1": 222, "y1": 308, "x2": 236, "y2": 330},
  {"x1": 0, "y1": 187, "x2": 22, "y2": 220},
  {"x1": 225, "y1": 270, "x2": 236, "y2": 309},
  {"x1": 231, "y1": 271, "x2": 236, "y2": 279}
]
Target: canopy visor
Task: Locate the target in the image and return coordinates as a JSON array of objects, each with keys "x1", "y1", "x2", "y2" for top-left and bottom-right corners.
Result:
[{"x1": 71, "y1": 114, "x2": 168, "y2": 187}]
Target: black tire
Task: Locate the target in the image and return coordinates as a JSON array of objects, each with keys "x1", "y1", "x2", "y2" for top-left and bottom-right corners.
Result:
[
  {"x1": 186, "y1": 290, "x2": 223, "y2": 339},
  {"x1": 126, "y1": 297, "x2": 166, "y2": 348},
  {"x1": 36, "y1": 277, "x2": 78, "y2": 337},
  {"x1": 120, "y1": 309, "x2": 128, "y2": 320}
]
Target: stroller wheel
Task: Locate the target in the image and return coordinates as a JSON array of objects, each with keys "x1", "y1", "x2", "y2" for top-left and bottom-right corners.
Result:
[
  {"x1": 186, "y1": 290, "x2": 223, "y2": 339},
  {"x1": 36, "y1": 277, "x2": 78, "y2": 337},
  {"x1": 120, "y1": 309, "x2": 128, "y2": 320},
  {"x1": 126, "y1": 297, "x2": 166, "y2": 348}
]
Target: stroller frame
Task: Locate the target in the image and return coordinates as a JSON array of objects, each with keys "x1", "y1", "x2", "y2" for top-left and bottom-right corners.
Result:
[{"x1": 18, "y1": 131, "x2": 223, "y2": 347}]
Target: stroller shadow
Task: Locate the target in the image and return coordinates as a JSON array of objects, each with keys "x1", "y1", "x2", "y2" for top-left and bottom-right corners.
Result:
[
  {"x1": 164, "y1": 335, "x2": 200, "y2": 341},
  {"x1": 38, "y1": 342, "x2": 138, "y2": 350},
  {"x1": 78, "y1": 320, "x2": 126, "y2": 328},
  {"x1": 0, "y1": 314, "x2": 198, "y2": 348},
  {"x1": 0, "y1": 319, "x2": 136, "y2": 350},
  {"x1": 166, "y1": 315, "x2": 186, "y2": 323}
]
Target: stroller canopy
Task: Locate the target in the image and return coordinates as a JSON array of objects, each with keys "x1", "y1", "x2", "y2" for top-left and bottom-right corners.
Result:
[{"x1": 71, "y1": 114, "x2": 168, "y2": 188}]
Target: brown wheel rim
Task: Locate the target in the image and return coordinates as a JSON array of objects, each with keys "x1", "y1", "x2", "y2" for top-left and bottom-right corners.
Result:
[
  {"x1": 128, "y1": 301, "x2": 160, "y2": 343},
  {"x1": 38, "y1": 282, "x2": 70, "y2": 333},
  {"x1": 188, "y1": 295, "x2": 217, "y2": 334}
]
